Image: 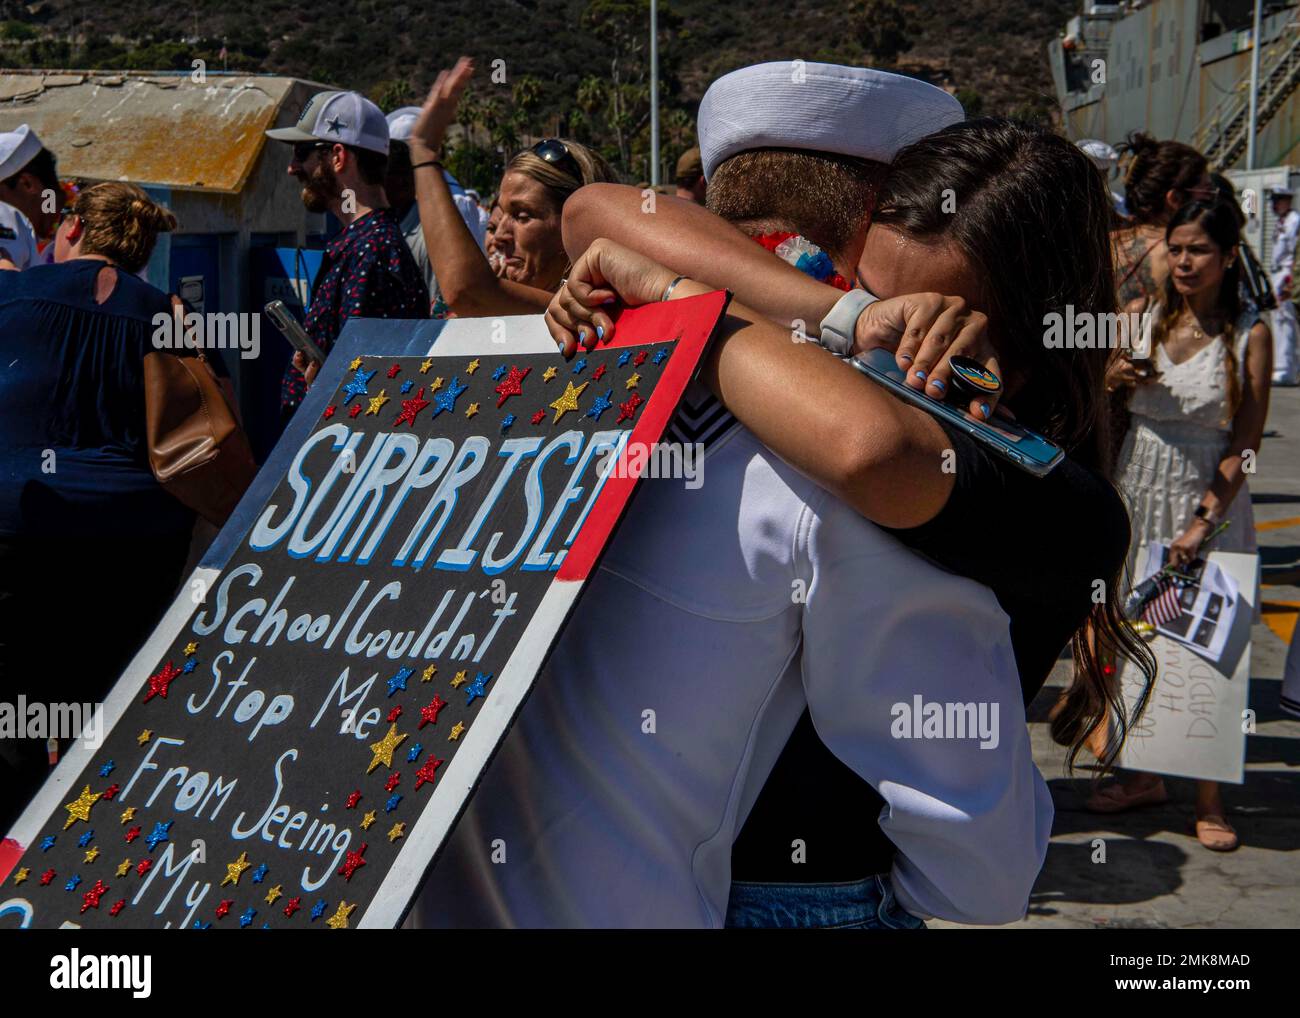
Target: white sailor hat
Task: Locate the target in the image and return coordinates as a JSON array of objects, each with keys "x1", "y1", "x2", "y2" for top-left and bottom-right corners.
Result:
[
  {"x1": 1271, "y1": 185, "x2": 1294, "y2": 198},
  {"x1": 697, "y1": 61, "x2": 964, "y2": 179},
  {"x1": 385, "y1": 106, "x2": 423, "y2": 144},
  {"x1": 1077, "y1": 138, "x2": 1118, "y2": 168},
  {"x1": 267, "y1": 90, "x2": 390, "y2": 155},
  {"x1": 0, "y1": 124, "x2": 44, "y2": 181}
]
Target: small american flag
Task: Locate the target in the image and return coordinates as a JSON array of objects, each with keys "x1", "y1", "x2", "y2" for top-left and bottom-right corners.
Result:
[{"x1": 1142, "y1": 573, "x2": 1182, "y2": 626}]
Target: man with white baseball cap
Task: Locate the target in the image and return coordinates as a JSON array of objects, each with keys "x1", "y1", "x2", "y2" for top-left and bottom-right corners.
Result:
[
  {"x1": 1270, "y1": 185, "x2": 1300, "y2": 385},
  {"x1": 0, "y1": 124, "x2": 61, "y2": 270},
  {"x1": 1077, "y1": 137, "x2": 1127, "y2": 216},
  {"x1": 383, "y1": 105, "x2": 487, "y2": 311},
  {"x1": 265, "y1": 92, "x2": 428, "y2": 418}
]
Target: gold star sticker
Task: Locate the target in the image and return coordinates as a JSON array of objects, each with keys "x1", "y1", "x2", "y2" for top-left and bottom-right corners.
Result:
[
  {"x1": 136, "y1": 729, "x2": 152, "y2": 746},
  {"x1": 466, "y1": 358, "x2": 480, "y2": 374},
  {"x1": 115, "y1": 859, "x2": 132, "y2": 877},
  {"x1": 450, "y1": 670, "x2": 468, "y2": 688},
  {"x1": 265, "y1": 884, "x2": 283, "y2": 905},
  {"x1": 349, "y1": 357, "x2": 364, "y2": 371},
  {"x1": 120, "y1": 807, "x2": 136, "y2": 825},
  {"x1": 542, "y1": 365, "x2": 558, "y2": 382},
  {"x1": 63, "y1": 785, "x2": 101, "y2": 830},
  {"x1": 366, "y1": 723, "x2": 408, "y2": 774},
  {"x1": 326, "y1": 901, "x2": 356, "y2": 930},
  {"x1": 360, "y1": 809, "x2": 377, "y2": 830},
  {"x1": 387, "y1": 822, "x2": 406, "y2": 843},
  {"x1": 419, "y1": 358, "x2": 433, "y2": 374},
  {"x1": 84, "y1": 847, "x2": 100, "y2": 863},
  {"x1": 12, "y1": 867, "x2": 29, "y2": 885},
  {"x1": 421, "y1": 664, "x2": 437, "y2": 683},
  {"x1": 448, "y1": 721, "x2": 466, "y2": 741},
  {"x1": 626, "y1": 372, "x2": 641, "y2": 390},
  {"x1": 183, "y1": 641, "x2": 198, "y2": 655},
  {"x1": 549, "y1": 380, "x2": 589, "y2": 423},
  {"x1": 465, "y1": 402, "x2": 480, "y2": 419},
  {"x1": 221, "y1": 850, "x2": 252, "y2": 887},
  {"x1": 430, "y1": 376, "x2": 444, "y2": 392},
  {"x1": 365, "y1": 389, "x2": 390, "y2": 416}
]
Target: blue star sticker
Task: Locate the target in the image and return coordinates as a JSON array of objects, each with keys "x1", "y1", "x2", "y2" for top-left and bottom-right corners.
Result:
[
  {"x1": 98, "y1": 761, "x2": 115, "y2": 777},
  {"x1": 653, "y1": 347, "x2": 670, "y2": 365},
  {"x1": 239, "y1": 907, "x2": 257, "y2": 928},
  {"x1": 145, "y1": 820, "x2": 172, "y2": 852},
  {"x1": 65, "y1": 875, "x2": 81, "y2": 891},
  {"x1": 465, "y1": 671, "x2": 493, "y2": 705},
  {"x1": 501, "y1": 413, "x2": 516, "y2": 432},
  {"x1": 407, "y1": 743, "x2": 423, "y2": 762},
  {"x1": 386, "y1": 666, "x2": 413, "y2": 697},
  {"x1": 77, "y1": 830, "x2": 94, "y2": 848},
  {"x1": 251, "y1": 863, "x2": 268, "y2": 884},
  {"x1": 341, "y1": 368, "x2": 377, "y2": 405},
  {"x1": 572, "y1": 358, "x2": 587, "y2": 374},
  {"x1": 325, "y1": 115, "x2": 346, "y2": 134},
  {"x1": 617, "y1": 350, "x2": 632, "y2": 366},
  {"x1": 40, "y1": 836, "x2": 55, "y2": 851},
  {"x1": 400, "y1": 379, "x2": 413, "y2": 394},
  {"x1": 192, "y1": 920, "x2": 211, "y2": 929},
  {"x1": 385, "y1": 794, "x2": 402, "y2": 813},
  {"x1": 584, "y1": 389, "x2": 614, "y2": 421},
  {"x1": 431, "y1": 376, "x2": 468, "y2": 417},
  {"x1": 491, "y1": 364, "x2": 508, "y2": 381},
  {"x1": 182, "y1": 657, "x2": 197, "y2": 673},
  {"x1": 310, "y1": 899, "x2": 328, "y2": 921}
]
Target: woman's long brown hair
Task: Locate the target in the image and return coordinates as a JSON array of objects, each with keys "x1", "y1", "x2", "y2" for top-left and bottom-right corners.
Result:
[{"x1": 873, "y1": 118, "x2": 1158, "y2": 773}]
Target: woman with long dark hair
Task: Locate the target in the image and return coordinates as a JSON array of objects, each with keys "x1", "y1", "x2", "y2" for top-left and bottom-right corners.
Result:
[{"x1": 1091, "y1": 199, "x2": 1273, "y2": 849}]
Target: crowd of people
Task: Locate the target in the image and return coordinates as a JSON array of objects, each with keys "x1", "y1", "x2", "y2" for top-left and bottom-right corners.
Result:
[{"x1": 1, "y1": 51, "x2": 1298, "y2": 928}]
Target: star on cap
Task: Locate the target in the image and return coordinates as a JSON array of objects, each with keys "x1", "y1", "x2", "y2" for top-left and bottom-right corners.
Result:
[{"x1": 325, "y1": 115, "x2": 347, "y2": 134}]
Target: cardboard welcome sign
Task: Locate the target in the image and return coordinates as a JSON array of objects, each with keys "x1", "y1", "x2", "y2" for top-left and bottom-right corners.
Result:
[{"x1": 1, "y1": 293, "x2": 727, "y2": 928}]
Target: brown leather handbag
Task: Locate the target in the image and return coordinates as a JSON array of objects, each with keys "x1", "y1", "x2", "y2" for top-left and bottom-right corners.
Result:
[{"x1": 143, "y1": 297, "x2": 258, "y2": 526}]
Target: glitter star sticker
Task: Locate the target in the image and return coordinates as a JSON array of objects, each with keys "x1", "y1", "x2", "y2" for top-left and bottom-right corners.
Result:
[
  {"x1": 125, "y1": 826, "x2": 141, "y2": 843},
  {"x1": 386, "y1": 666, "x2": 413, "y2": 696},
  {"x1": 366, "y1": 723, "x2": 408, "y2": 774},
  {"x1": 365, "y1": 389, "x2": 390, "y2": 416},
  {"x1": 120, "y1": 807, "x2": 136, "y2": 824},
  {"x1": 465, "y1": 402, "x2": 480, "y2": 418},
  {"x1": 115, "y1": 859, "x2": 131, "y2": 877},
  {"x1": 450, "y1": 669, "x2": 468, "y2": 688},
  {"x1": 418, "y1": 695, "x2": 447, "y2": 729},
  {"x1": 414, "y1": 756, "x2": 444, "y2": 790},
  {"x1": 542, "y1": 365, "x2": 558, "y2": 382},
  {"x1": 77, "y1": 831, "x2": 94, "y2": 848},
  {"x1": 387, "y1": 822, "x2": 406, "y2": 842},
  {"x1": 430, "y1": 376, "x2": 444, "y2": 391},
  {"x1": 323, "y1": 405, "x2": 336, "y2": 419},
  {"x1": 400, "y1": 379, "x2": 413, "y2": 394},
  {"x1": 80, "y1": 879, "x2": 108, "y2": 913},
  {"x1": 39, "y1": 869, "x2": 55, "y2": 886},
  {"x1": 109, "y1": 899, "x2": 126, "y2": 917},
  {"x1": 421, "y1": 664, "x2": 437, "y2": 683},
  {"x1": 221, "y1": 851, "x2": 251, "y2": 887},
  {"x1": 625, "y1": 372, "x2": 640, "y2": 389},
  {"x1": 633, "y1": 350, "x2": 648, "y2": 366},
  {"x1": 326, "y1": 901, "x2": 356, "y2": 929},
  {"x1": 501, "y1": 413, "x2": 516, "y2": 432},
  {"x1": 384, "y1": 772, "x2": 400, "y2": 792},
  {"x1": 145, "y1": 820, "x2": 172, "y2": 852},
  {"x1": 183, "y1": 642, "x2": 198, "y2": 656},
  {"x1": 83, "y1": 847, "x2": 99, "y2": 863},
  {"x1": 431, "y1": 376, "x2": 468, "y2": 417},
  {"x1": 361, "y1": 810, "x2": 377, "y2": 830},
  {"x1": 12, "y1": 867, "x2": 29, "y2": 885},
  {"x1": 345, "y1": 789, "x2": 362, "y2": 809},
  {"x1": 420, "y1": 358, "x2": 433, "y2": 374},
  {"x1": 466, "y1": 358, "x2": 480, "y2": 375},
  {"x1": 572, "y1": 358, "x2": 587, "y2": 374},
  {"x1": 465, "y1": 671, "x2": 493, "y2": 705},
  {"x1": 251, "y1": 863, "x2": 268, "y2": 883},
  {"x1": 494, "y1": 365, "x2": 532, "y2": 407},
  {"x1": 40, "y1": 836, "x2": 55, "y2": 851},
  {"x1": 63, "y1": 786, "x2": 101, "y2": 829},
  {"x1": 616, "y1": 393, "x2": 644, "y2": 424},
  {"x1": 448, "y1": 721, "x2": 466, "y2": 741},
  {"x1": 407, "y1": 743, "x2": 423, "y2": 762},
  {"x1": 385, "y1": 794, "x2": 402, "y2": 813},
  {"x1": 491, "y1": 364, "x2": 508, "y2": 381},
  {"x1": 341, "y1": 368, "x2": 377, "y2": 405},
  {"x1": 136, "y1": 730, "x2": 152, "y2": 746},
  {"x1": 531, "y1": 409, "x2": 546, "y2": 425},
  {"x1": 349, "y1": 405, "x2": 362, "y2": 418},
  {"x1": 215, "y1": 899, "x2": 233, "y2": 919},
  {"x1": 283, "y1": 896, "x2": 302, "y2": 918},
  {"x1": 593, "y1": 363, "x2": 607, "y2": 381},
  {"x1": 393, "y1": 387, "x2": 429, "y2": 427},
  {"x1": 310, "y1": 899, "x2": 328, "y2": 921},
  {"x1": 549, "y1": 380, "x2": 590, "y2": 423},
  {"x1": 653, "y1": 347, "x2": 670, "y2": 365},
  {"x1": 349, "y1": 357, "x2": 364, "y2": 371},
  {"x1": 617, "y1": 350, "x2": 632, "y2": 366},
  {"x1": 240, "y1": 907, "x2": 257, "y2": 928},
  {"x1": 338, "y1": 843, "x2": 367, "y2": 882},
  {"x1": 265, "y1": 885, "x2": 283, "y2": 905},
  {"x1": 142, "y1": 660, "x2": 182, "y2": 703},
  {"x1": 584, "y1": 389, "x2": 614, "y2": 421},
  {"x1": 135, "y1": 858, "x2": 152, "y2": 876}
]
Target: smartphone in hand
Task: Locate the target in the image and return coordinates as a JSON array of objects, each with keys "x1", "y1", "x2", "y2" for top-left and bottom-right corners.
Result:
[{"x1": 265, "y1": 300, "x2": 325, "y2": 365}]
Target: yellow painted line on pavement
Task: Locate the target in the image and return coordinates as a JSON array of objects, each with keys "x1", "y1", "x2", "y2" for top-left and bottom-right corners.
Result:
[
  {"x1": 1261, "y1": 600, "x2": 1300, "y2": 644},
  {"x1": 1256, "y1": 515, "x2": 1300, "y2": 532}
]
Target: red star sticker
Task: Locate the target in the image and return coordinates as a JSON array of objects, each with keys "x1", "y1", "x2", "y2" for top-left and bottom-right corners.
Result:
[
  {"x1": 135, "y1": 858, "x2": 152, "y2": 877},
  {"x1": 418, "y1": 695, "x2": 447, "y2": 729},
  {"x1": 414, "y1": 756, "x2": 445, "y2": 790},
  {"x1": 593, "y1": 363, "x2": 607, "y2": 380},
  {"x1": 80, "y1": 879, "x2": 109, "y2": 913},
  {"x1": 384, "y1": 772, "x2": 401, "y2": 792},
  {"x1": 386, "y1": 705, "x2": 403, "y2": 723},
  {"x1": 109, "y1": 899, "x2": 126, "y2": 917},
  {"x1": 494, "y1": 365, "x2": 532, "y2": 407},
  {"x1": 39, "y1": 868, "x2": 55, "y2": 886},
  {"x1": 386, "y1": 363, "x2": 401, "y2": 378},
  {"x1": 337, "y1": 842, "x2": 367, "y2": 882},
  {"x1": 393, "y1": 386, "x2": 430, "y2": 427},
  {"x1": 615, "y1": 393, "x2": 644, "y2": 424},
  {"x1": 530, "y1": 409, "x2": 546, "y2": 425},
  {"x1": 215, "y1": 899, "x2": 233, "y2": 919},
  {"x1": 348, "y1": 404, "x2": 362, "y2": 418},
  {"x1": 283, "y1": 896, "x2": 302, "y2": 917},
  {"x1": 345, "y1": 790, "x2": 362, "y2": 809},
  {"x1": 323, "y1": 405, "x2": 336, "y2": 419},
  {"x1": 101, "y1": 783, "x2": 121, "y2": 801},
  {"x1": 142, "y1": 661, "x2": 182, "y2": 703},
  {"x1": 633, "y1": 350, "x2": 648, "y2": 365},
  {"x1": 125, "y1": 825, "x2": 142, "y2": 843}
]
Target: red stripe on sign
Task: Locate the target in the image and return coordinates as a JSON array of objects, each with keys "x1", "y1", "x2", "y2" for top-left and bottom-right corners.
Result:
[{"x1": 557, "y1": 291, "x2": 730, "y2": 581}]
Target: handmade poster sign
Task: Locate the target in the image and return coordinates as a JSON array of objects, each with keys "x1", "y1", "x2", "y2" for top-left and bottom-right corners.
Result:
[
  {"x1": 0, "y1": 292, "x2": 728, "y2": 928},
  {"x1": 1118, "y1": 550, "x2": 1258, "y2": 784}
]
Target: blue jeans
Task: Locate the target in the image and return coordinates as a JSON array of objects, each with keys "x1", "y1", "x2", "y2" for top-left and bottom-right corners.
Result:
[{"x1": 724, "y1": 874, "x2": 926, "y2": 929}]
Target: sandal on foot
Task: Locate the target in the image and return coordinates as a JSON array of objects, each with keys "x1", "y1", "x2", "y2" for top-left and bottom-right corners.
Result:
[
  {"x1": 1193, "y1": 815, "x2": 1239, "y2": 852},
  {"x1": 1086, "y1": 779, "x2": 1168, "y2": 813}
]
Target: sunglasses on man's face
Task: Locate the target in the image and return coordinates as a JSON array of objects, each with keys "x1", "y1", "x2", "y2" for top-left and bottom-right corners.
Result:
[
  {"x1": 292, "y1": 141, "x2": 330, "y2": 164},
  {"x1": 530, "y1": 139, "x2": 582, "y2": 182}
]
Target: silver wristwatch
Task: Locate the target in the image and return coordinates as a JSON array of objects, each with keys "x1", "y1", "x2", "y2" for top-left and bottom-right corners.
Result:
[{"x1": 817, "y1": 288, "x2": 878, "y2": 358}]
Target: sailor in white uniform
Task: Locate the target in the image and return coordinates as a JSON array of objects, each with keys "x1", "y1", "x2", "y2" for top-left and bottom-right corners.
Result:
[
  {"x1": 0, "y1": 125, "x2": 55, "y2": 271},
  {"x1": 1268, "y1": 187, "x2": 1300, "y2": 385},
  {"x1": 413, "y1": 66, "x2": 1051, "y2": 929}
]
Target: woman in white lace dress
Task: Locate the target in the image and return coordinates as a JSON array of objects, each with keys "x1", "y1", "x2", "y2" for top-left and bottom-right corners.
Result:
[{"x1": 1091, "y1": 199, "x2": 1273, "y2": 850}]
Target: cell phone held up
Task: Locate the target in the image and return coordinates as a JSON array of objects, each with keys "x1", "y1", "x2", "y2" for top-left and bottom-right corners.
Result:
[{"x1": 264, "y1": 300, "x2": 326, "y2": 365}]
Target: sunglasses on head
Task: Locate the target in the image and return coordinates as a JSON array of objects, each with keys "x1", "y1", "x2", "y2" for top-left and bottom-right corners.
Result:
[
  {"x1": 293, "y1": 141, "x2": 331, "y2": 163},
  {"x1": 530, "y1": 139, "x2": 582, "y2": 182}
]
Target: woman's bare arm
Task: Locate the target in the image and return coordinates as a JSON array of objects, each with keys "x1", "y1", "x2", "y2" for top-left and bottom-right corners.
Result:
[{"x1": 1204, "y1": 320, "x2": 1273, "y2": 519}]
